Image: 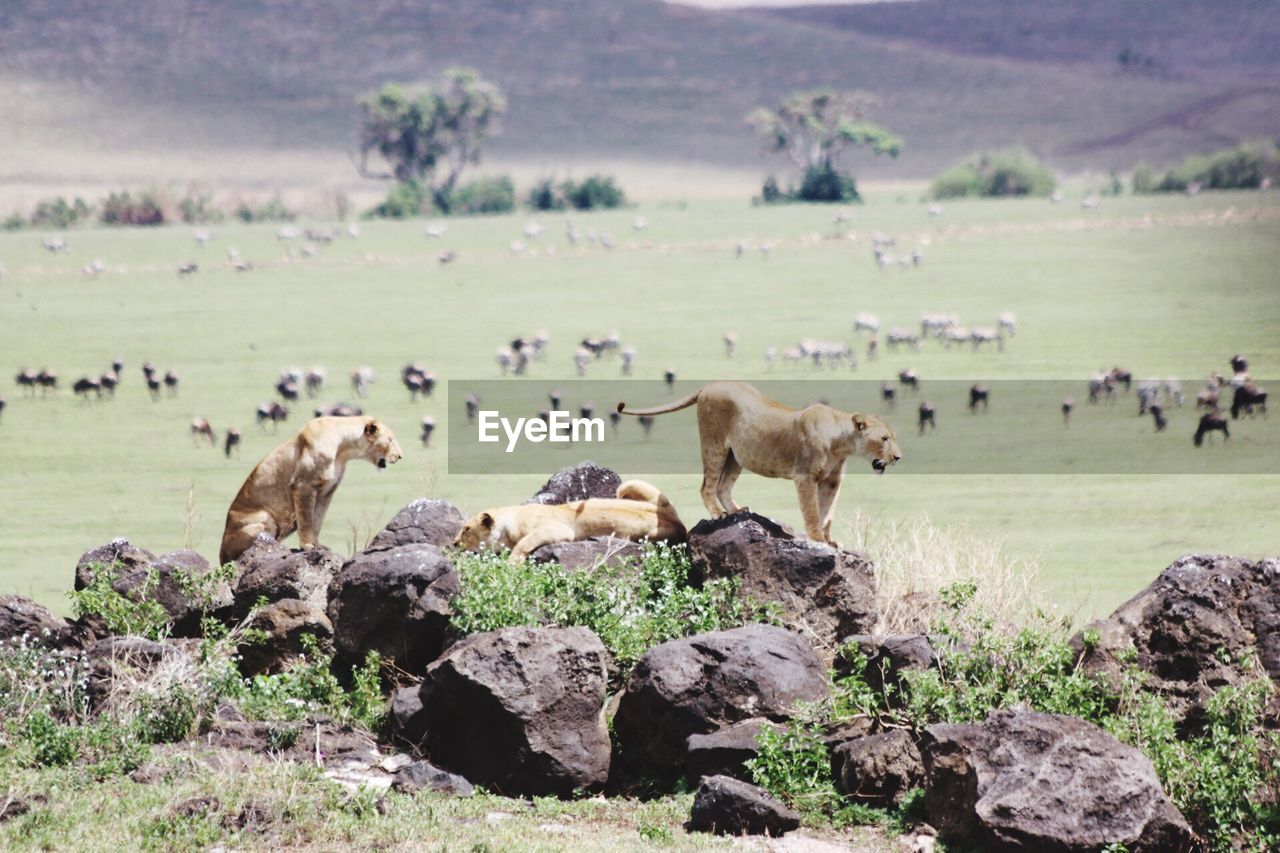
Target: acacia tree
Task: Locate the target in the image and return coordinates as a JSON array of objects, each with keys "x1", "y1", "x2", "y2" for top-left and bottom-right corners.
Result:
[
  {"x1": 356, "y1": 68, "x2": 507, "y2": 210},
  {"x1": 747, "y1": 89, "x2": 901, "y2": 201}
]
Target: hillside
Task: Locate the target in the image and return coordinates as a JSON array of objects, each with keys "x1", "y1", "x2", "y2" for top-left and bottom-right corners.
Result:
[{"x1": 0, "y1": 0, "x2": 1277, "y2": 188}]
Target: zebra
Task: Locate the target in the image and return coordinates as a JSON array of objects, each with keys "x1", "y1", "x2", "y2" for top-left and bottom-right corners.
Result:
[
  {"x1": 853, "y1": 313, "x2": 880, "y2": 336},
  {"x1": 997, "y1": 312, "x2": 1018, "y2": 337}
]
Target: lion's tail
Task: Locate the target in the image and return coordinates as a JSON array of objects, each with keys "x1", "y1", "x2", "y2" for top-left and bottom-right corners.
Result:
[
  {"x1": 616, "y1": 389, "x2": 701, "y2": 417},
  {"x1": 616, "y1": 479, "x2": 670, "y2": 507}
]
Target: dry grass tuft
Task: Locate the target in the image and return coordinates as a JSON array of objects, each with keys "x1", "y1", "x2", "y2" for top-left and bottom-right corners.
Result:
[{"x1": 843, "y1": 510, "x2": 1044, "y2": 635}]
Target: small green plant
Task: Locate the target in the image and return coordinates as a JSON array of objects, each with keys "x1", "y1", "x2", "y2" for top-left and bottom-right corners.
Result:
[
  {"x1": 29, "y1": 196, "x2": 93, "y2": 229},
  {"x1": 560, "y1": 174, "x2": 626, "y2": 210},
  {"x1": 444, "y1": 175, "x2": 516, "y2": 216},
  {"x1": 746, "y1": 719, "x2": 838, "y2": 820},
  {"x1": 68, "y1": 562, "x2": 171, "y2": 640},
  {"x1": 929, "y1": 149, "x2": 1056, "y2": 200},
  {"x1": 100, "y1": 190, "x2": 166, "y2": 226},
  {"x1": 366, "y1": 179, "x2": 430, "y2": 219},
  {"x1": 234, "y1": 193, "x2": 295, "y2": 223}
]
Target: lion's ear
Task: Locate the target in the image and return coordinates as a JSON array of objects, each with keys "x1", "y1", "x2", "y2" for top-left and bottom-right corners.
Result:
[
  {"x1": 480, "y1": 512, "x2": 494, "y2": 529},
  {"x1": 852, "y1": 414, "x2": 868, "y2": 432},
  {"x1": 364, "y1": 420, "x2": 379, "y2": 439}
]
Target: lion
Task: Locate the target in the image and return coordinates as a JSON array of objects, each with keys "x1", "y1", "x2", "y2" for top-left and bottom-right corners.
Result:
[
  {"x1": 219, "y1": 416, "x2": 403, "y2": 564},
  {"x1": 452, "y1": 480, "x2": 686, "y2": 563},
  {"x1": 617, "y1": 381, "x2": 900, "y2": 546}
]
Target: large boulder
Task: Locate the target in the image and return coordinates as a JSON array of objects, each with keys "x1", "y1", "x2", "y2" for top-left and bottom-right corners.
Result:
[
  {"x1": 687, "y1": 512, "x2": 877, "y2": 654},
  {"x1": 327, "y1": 544, "x2": 459, "y2": 675},
  {"x1": 419, "y1": 626, "x2": 611, "y2": 797},
  {"x1": 686, "y1": 718, "x2": 785, "y2": 782},
  {"x1": 921, "y1": 708, "x2": 1198, "y2": 851},
  {"x1": 367, "y1": 499, "x2": 467, "y2": 551},
  {"x1": 74, "y1": 540, "x2": 231, "y2": 638},
  {"x1": 525, "y1": 462, "x2": 621, "y2": 505},
  {"x1": 387, "y1": 685, "x2": 429, "y2": 750},
  {"x1": 237, "y1": 599, "x2": 334, "y2": 676},
  {"x1": 529, "y1": 536, "x2": 645, "y2": 571},
  {"x1": 1073, "y1": 554, "x2": 1280, "y2": 725},
  {"x1": 832, "y1": 729, "x2": 923, "y2": 808},
  {"x1": 230, "y1": 538, "x2": 341, "y2": 620},
  {"x1": 686, "y1": 775, "x2": 801, "y2": 837},
  {"x1": 0, "y1": 595, "x2": 75, "y2": 647},
  {"x1": 837, "y1": 634, "x2": 940, "y2": 694},
  {"x1": 612, "y1": 624, "x2": 829, "y2": 780}
]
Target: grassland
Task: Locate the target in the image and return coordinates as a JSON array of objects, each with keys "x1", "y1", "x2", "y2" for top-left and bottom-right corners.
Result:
[{"x1": 2, "y1": 187, "x2": 1279, "y2": 618}]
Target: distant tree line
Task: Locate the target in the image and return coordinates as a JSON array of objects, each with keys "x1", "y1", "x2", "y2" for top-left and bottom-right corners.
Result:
[
  {"x1": 1133, "y1": 140, "x2": 1280, "y2": 193},
  {"x1": 929, "y1": 149, "x2": 1057, "y2": 200},
  {"x1": 1, "y1": 188, "x2": 303, "y2": 231}
]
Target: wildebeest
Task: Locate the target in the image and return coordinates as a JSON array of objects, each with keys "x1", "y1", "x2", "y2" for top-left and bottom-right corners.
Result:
[
  {"x1": 898, "y1": 369, "x2": 919, "y2": 392},
  {"x1": 1230, "y1": 354, "x2": 1249, "y2": 375},
  {"x1": 1194, "y1": 411, "x2": 1229, "y2": 446},
  {"x1": 402, "y1": 364, "x2": 436, "y2": 400},
  {"x1": 881, "y1": 383, "x2": 897, "y2": 408},
  {"x1": 314, "y1": 403, "x2": 363, "y2": 418},
  {"x1": 438, "y1": 250, "x2": 457, "y2": 264},
  {"x1": 15, "y1": 369, "x2": 37, "y2": 396},
  {"x1": 1150, "y1": 404, "x2": 1167, "y2": 432},
  {"x1": 35, "y1": 370, "x2": 58, "y2": 396},
  {"x1": 178, "y1": 262, "x2": 198, "y2": 276},
  {"x1": 609, "y1": 410, "x2": 622, "y2": 435},
  {"x1": 305, "y1": 367, "x2": 326, "y2": 398},
  {"x1": 275, "y1": 378, "x2": 300, "y2": 402},
  {"x1": 918, "y1": 401, "x2": 936, "y2": 434},
  {"x1": 224, "y1": 427, "x2": 241, "y2": 458},
  {"x1": 638, "y1": 414, "x2": 655, "y2": 438},
  {"x1": 420, "y1": 415, "x2": 436, "y2": 448},
  {"x1": 191, "y1": 417, "x2": 216, "y2": 446},
  {"x1": 163, "y1": 370, "x2": 180, "y2": 396},
  {"x1": 866, "y1": 337, "x2": 878, "y2": 361},
  {"x1": 1108, "y1": 367, "x2": 1132, "y2": 393},
  {"x1": 99, "y1": 372, "x2": 118, "y2": 396},
  {"x1": 1196, "y1": 374, "x2": 1224, "y2": 410},
  {"x1": 350, "y1": 366, "x2": 374, "y2": 398},
  {"x1": 1062, "y1": 398, "x2": 1074, "y2": 425},
  {"x1": 573, "y1": 347, "x2": 591, "y2": 376},
  {"x1": 465, "y1": 393, "x2": 481, "y2": 424},
  {"x1": 723, "y1": 332, "x2": 737, "y2": 359},
  {"x1": 72, "y1": 376, "x2": 101, "y2": 399},
  {"x1": 145, "y1": 373, "x2": 162, "y2": 401},
  {"x1": 664, "y1": 369, "x2": 677, "y2": 391},
  {"x1": 1231, "y1": 383, "x2": 1268, "y2": 420},
  {"x1": 548, "y1": 390, "x2": 562, "y2": 411},
  {"x1": 0, "y1": 396, "x2": 6, "y2": 421},
  {"x1": 620, "y1": 347, "x2": 637, "y2": 376},
  {"x1": 256, "y1": 402, "x2": 288, "y2": 430},
  {"x1": 969, "y1": 384, "x2": 990, "y2": 413}
]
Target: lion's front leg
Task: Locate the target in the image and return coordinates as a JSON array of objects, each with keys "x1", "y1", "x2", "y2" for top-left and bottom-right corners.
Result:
[
  {"x1": 794, "y1": 476, "x2": 825, "y2": 542},
  {"x1": 817, "y1": 473, "x2": 843, "y2": 548},
  {"x1": 292, "y1": 481, "x2": 320, "y2": 550},
  {"x1": 510, "y1": 522, "x2": 577, "y2": 563}
]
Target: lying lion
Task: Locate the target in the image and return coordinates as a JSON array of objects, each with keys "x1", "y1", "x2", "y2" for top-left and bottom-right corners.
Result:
[
  {"x1": 453, "y1": 480, "x2": 686, "y2": 563},
  {"x1": 220, "y1": 416, "x2": 403, "y2": 564},
  {"x1": 618, "y1": 381, "x2": 900, "y2": 546}
]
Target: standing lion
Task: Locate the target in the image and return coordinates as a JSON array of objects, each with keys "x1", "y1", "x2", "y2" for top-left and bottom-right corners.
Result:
[{"x1": 220, "y1": 416, "x2": 403, "y2": 564}]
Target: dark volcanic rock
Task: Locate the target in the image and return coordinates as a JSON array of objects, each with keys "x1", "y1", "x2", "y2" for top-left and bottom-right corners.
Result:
[
  {"x1": 0, "y1": 595, "x2": 74, "y2": 646},
  {"x1": 1073, "y1": 554, "x2": 1280, "y2": 725},
  {"x1": 420, "y1": 625, "x2": 611, "y2": 797},
  {"x1": 686, "y1": 718, "x2": 785, "y2": 782},
  {"x1": 368, "y1": 499, "x2": 467, "y2": 551},
  {"x1": 612, "y1": 624, "x2": 829, "y2": 780},
  {"x1": 525, "y1": 462, "x2": 621, "y2": 505},
  {"x1": 388, "y1": 684, "x2": 428, "y2": 749},
  {"x1": 85, "y1": 636, "x2": 194, "y2": 712},
  {"x1": 327, "y1": 544, "x2": 458, "y2": 674},
  {"x1": 529, "y1": 536, "x2": 645, "y2": 570},
  {"x1": 686, "y1": 774, "x2": 800, "y2": 837},
  {"x1": 832, "y1": 729, "x2": 923, "y2": 808},
  {"x1": 74, "y1": 540, "x2": 230, "y2": 638},
  {"x1": 237, "y1": 598, "x2": 334, "y2": 676},
  {"x1": 230, "y1": 538, "x2": 341, "y2": 620},
  {"x1": 921, "y1": 708, "x2": 1198, "y2": 851},
  {"x1": 838, "y1": 634, "x2": 940, "y2": 694},
  {"x1": 391, "y1": 760, "x2": 475, "y2": 796},
  {"x1": 687, "y1": 512, "x2": 876, "y2": 654}
]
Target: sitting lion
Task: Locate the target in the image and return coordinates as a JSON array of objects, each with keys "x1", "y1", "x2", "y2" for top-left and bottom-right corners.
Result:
[
  {"x1": 220, "y1": 416, "x2": 403, "y2": 564},
  {"x1": 617, "y1": 381, "x2": 900, "y2": 546},
  {"x1": 453, "y1": 480, "x2": 686, "y2": 563}
]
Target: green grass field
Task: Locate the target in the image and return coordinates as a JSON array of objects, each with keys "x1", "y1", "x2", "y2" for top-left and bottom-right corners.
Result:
[{"x1": 2, "y1": 188, "x2": 1278, "y2": 618}]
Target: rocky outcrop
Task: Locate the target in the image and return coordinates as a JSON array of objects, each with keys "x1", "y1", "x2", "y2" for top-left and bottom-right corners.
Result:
[
  {"x1": 237, "y1": 599, "x2": 334, "y2": 676},
  {"x1": 837, "y1": 634, "x2": 940, "y2": 694},
  {"x1": 612, "y1": 624, "x2": 829, "y2": 780},
  {"x1": 529, "y1": 536, "x2": 645, "y2": 570},
  {"x1": 686, "y1": 775, "x2": 801, "y2": 837},
  {"x1": 1074, "y1": 554, "x2": 1280, "y2": 726},
  {"x1": 391, "y1": 760, "x2": 475, "y2": 796},
  {"x1": 685, "y1": 718, "x2": 785, "y2": 782},
  {"x1": 326, "y1": 544, "x2": 458, "y2": 675},
  {"x1": 921, "y1": 708, "x2": 1198, "y2": 851},
  {"x1": 525, "y1": 462, "x2": 621, "y2": 505},
  {"x1": 687, "y1": 512, "x2": 877, "y2": 653},
  {"x1": 419, "y1": 626, "x2": 611, "y2": 797},
  {"x1": 831, "y1": 729, "x2": 923, "y2": 808},
  {"x1": 367, "y1": 499, "x2": 467, "y2": 551},
  {"x1": 230, "y1": 539, "x2": 341, "y2": 620},
  {"x1": 0, "y1": 595, "x2": 74, "y2": 647}
]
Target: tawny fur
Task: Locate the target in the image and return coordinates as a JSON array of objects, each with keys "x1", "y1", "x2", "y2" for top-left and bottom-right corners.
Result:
[
  {"x1": 220, "y1": 416, "x2": 403, "y2": 564},
  {"x1": 617, "y1": 381, "x2": 901, "y2": 546},
  {"x1": 452, "y1": 480, "x2": 686, "y2": 563}
]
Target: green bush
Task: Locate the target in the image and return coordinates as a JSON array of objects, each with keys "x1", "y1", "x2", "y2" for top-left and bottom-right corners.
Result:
[
  {"x1": 2, "y1": 212, "x2": 26, "y2": 231},
  {"x1": 1132, "y1": 163, "x2": 1157, "y2": 194},
  {"x1": 797, "y1": 164, "x2": 860, "y2": 203},
  {"x1": 526, "y1": 177, "x2": 566, "y2": 211},
  {"x1": 177, "y1": 188, "x2": 224, "y2": 224},
  {"x1": 100, "y1": 191, "x2": 166, "y2": 226},
  {"x1": 234, "y1": 193, "x2": 296, "y2": 223},
  {"x1": 444, "y1": 175, "x2": 515, "y2": 216},
  {"x1": 365, "y1": 180, "x2": 430, "y2": 219},
  {"x1": 1150, "y1": 141, "x2": 1280, "y2": 193},
  {"x1": 68, "y1": 563, "x2": 172, "y2": 640},
  {"x1": 929, "y1": 150, "x2": 1056, "y2": 200},
  {"x1": 30, "y1": 196, "x2": 92, "y2": 229},
  {"x1": 560, "y1": 174, "x2": 626, "y2": 210},
  {"x1": 450, "y1": 544, "x2": 777, "y2": 685}
]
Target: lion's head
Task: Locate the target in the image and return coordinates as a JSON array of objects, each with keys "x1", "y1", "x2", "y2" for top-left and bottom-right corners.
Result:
[
  {"x1": 452, "y1": 512, "x2": 497, "y2": 552},
  {"x1": 362, "y1": 419, "x2": 404, "y2": 469},
  {"x1": 853, "y1": 413, "x2": 902, "y2": 474}
]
